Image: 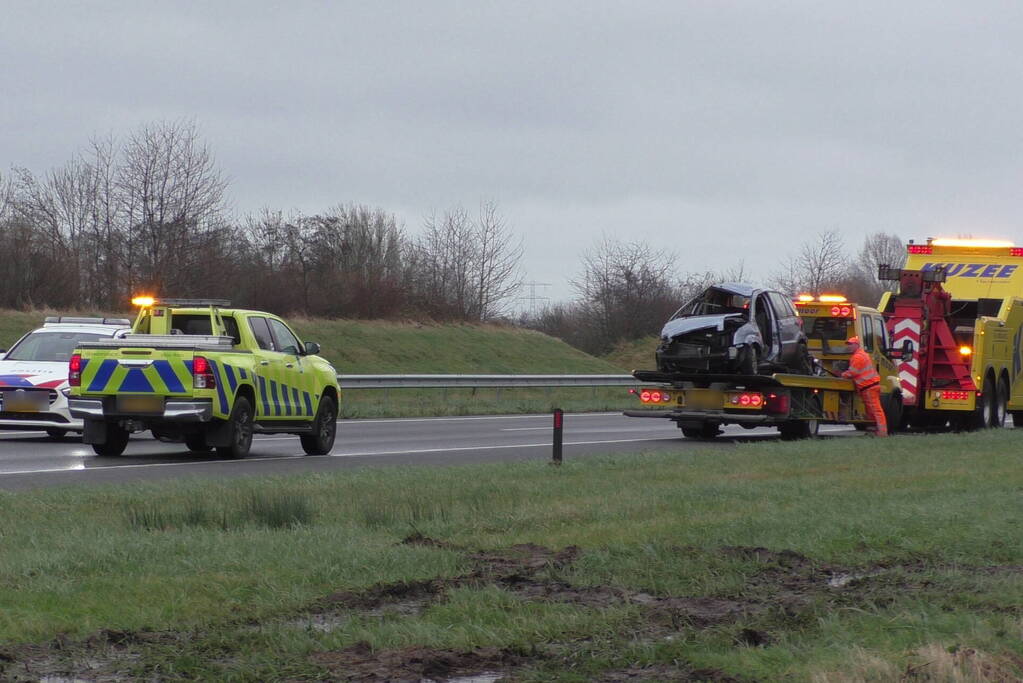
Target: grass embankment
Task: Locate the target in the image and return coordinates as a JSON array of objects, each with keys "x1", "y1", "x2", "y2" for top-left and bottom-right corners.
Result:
[
  {"x1": 602, "y1": 335, "x2": 660, "y2": 374},
  {"x1": 0, "y1": 309, "x2": 632, "y2": 417},
  {"x1": 3, "y1": 431, "x2": 1023, "y2": 680}
]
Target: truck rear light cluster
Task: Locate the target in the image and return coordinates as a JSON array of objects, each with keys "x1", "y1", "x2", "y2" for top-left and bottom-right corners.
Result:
[
  {"x1": 1011, "y1": 248, "x2": 1023, "y2": 257},
  {"x1": 638, "y1": 390, "x2": 672, "y2": 403},
  {"x1": 729, "y1": 392, "x2": 763, "y2": 407},
  {"x1": 940, "y1": 390, "x2": 971, "y2": 400},
  {"x1": 830, "y1": 305, "x2": 852, "y2": 317},
  {"x1": 907, "y1": 245, "x2": 933, "y2": 254},
  {"x1": 192, "y1": 355, "x2": 217, "y2": 389},
  {"x1": 68, "y1": 353, "x2": 82, "y2": 387}
]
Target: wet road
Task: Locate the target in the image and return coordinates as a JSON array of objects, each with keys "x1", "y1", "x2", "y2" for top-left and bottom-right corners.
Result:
[{"x1": 0, "y1": 413, "x2": 858, "y2": 490}]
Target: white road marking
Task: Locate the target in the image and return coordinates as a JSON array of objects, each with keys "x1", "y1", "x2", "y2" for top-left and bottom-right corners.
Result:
[
  {"x1": 325, "y1": 436, "x2": 686, "y2": 458},
  {"x1": 0, "y1": 454, "x2": 306, "y2": 476},
  {"x1": 342, "y1": 412, "x2": 621, "y2": 424}
]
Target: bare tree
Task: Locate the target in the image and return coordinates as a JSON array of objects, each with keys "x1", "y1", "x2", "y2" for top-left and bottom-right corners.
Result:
[
  {"x1": 409, "y1": 202, "x2": 522, "y2": 321},
  {"x1": 470, "y1": 200, "x2": 522, "y2": 320},
  {"x1": 117, "y1": 119, "x2": 228, "y2": 295},
  {"x1": 571, "y1": 237, "x2": 681, "y2": 353},
  {"x1": 855, "y1": 231, "x2": 906, "y2": 300},
  {"x1": 770, "y1": 230, "x2": 851, "y2": 296}
]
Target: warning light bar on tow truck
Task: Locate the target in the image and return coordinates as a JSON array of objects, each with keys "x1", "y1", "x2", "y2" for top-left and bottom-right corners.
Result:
[
  {"x1": 794, "y1": 295, "x2": 855, "y2": 317},
  {"x1": 905, "y1": 239, "x2": 1023, "y2": 257}
]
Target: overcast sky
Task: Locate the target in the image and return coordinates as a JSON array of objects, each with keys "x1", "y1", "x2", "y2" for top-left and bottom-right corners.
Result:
[{"x1": 4, "y1": 2, "x2": 1023, "y2": 305}]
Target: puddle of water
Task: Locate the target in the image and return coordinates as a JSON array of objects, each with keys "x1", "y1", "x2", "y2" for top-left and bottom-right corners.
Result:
[{"x1": 828, "y1": 570, "x2": 885, "y2": 588}]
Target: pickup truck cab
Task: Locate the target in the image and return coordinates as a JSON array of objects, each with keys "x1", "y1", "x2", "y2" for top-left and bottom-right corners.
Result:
[{"x1": 68, "y1": 298, "x2": 340, "y2": 458}]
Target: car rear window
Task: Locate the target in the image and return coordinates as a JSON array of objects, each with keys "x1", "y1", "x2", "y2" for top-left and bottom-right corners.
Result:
[{"x1": 5, "y1": 332, "x2": 108, "y2": 362}]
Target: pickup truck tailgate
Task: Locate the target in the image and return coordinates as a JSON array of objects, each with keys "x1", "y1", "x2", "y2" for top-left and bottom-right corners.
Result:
[{"x1": 77, "y1": 347, "x2": 196, "y2": 397}]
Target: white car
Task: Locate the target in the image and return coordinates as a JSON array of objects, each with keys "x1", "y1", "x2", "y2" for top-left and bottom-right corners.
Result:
[{"x1": 0, "y1": 317, "x2": 131, "y2": 438}]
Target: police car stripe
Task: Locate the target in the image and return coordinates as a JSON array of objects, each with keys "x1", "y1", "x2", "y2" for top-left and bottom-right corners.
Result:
[
  {"x1": 270, "y1": 380, "x2": 280, "y2": 416},
  {"x1": 153, "y1": 360, "x2": 185, "y2": 394},
  {"x1": 119, "y1": 368, "x2": 155, "y2": 393},
  {"x1": 281, "y1": 382, "x2": 292, "y2": 416},
  {"x1": 292, "y1": 387, "x2": 301, "y2": 416},
  {"x1": 258, "y1": 376, "x2": 271, "y2": 415},
  {"x1": 209, "y1": 359, "x2": 229, "y2": 414},
  {"x1": 303, "y1": 391, "x2": 313, "y2": 415},
  {"x1": 88, "y1": 359, "x2": 118, "y2": 393},
  {"x1": 224, "y1": 364, "x2": 237, "y2": 392}
]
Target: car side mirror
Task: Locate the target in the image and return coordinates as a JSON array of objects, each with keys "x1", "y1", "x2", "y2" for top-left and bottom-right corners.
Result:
[
  {"x1": 304, "y1": 341, "x2": 320, "y2": 356},
  {"x1": 0, "y1": 350, "x2": 6, "y2": 360},
  {"x1": 888, "y1": 340, "x2": 913, "y2": 362}
]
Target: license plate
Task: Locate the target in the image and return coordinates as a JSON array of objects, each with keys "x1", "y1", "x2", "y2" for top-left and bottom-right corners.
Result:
[
  {"x1": 117, "y1": 395, "x2": 165, "y2": 414},
  {"x1": 2, "y1": 391, "x2": 48, "y2": 412}
]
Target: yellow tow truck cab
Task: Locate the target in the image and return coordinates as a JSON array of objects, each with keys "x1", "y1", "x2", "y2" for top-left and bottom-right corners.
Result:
[
  {"x1": 793, "y1": 294, "x2": 902, "y2": 427},
  {"x1": 879, "y1": 238, "x2": 1023, "y2": 429}
]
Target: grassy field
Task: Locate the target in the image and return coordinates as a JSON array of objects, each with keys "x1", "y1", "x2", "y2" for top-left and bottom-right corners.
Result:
[
  {"x1": 2, "y1": 429, "x2": 1022, "y2": 680},
  {"x1": 0, "y1": 309, "x2": 621, "y2": 375},
  {"x1": 603, "y1": 335, "x2": 659, "y2": 374}
]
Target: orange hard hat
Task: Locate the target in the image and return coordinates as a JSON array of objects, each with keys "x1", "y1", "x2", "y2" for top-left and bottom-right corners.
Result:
[{"x1": 848, "y1": 336, "x2": 860, "y2": 345}]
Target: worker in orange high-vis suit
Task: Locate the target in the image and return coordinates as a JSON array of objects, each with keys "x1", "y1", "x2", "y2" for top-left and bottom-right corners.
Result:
[{"x1": 842, "y1": 336, "x2": 888, "y2": 437}]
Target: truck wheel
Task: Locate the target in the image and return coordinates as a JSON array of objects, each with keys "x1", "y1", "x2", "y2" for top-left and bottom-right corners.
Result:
[
  {"x1": 91, "y1": 423, "x2": 129, "y2": 457},
  {"x1": 779, "y1": 418, "x2": 819, "y2": 441},
  {"x1": 216, "y1": 396, "x2": 254, "y2": 459},
  {"x1": 680, "y1": 422, "x2": 720, "y2": 439},
  {"x1": 185, "y1": 434, "x2": 213, "y2": 453},
  {"x1": 300, "y1": 396, "x2": 337, "y2": 455},
  {"x1": 882, "y1": 392, "x2": 903, "y2": 434},
  {"x1": 45, "y1": 428, "x2": 68, "y2": 440},
  {"x1": 1012, "y1": 411, "x2": 1023, "y2": 428},
  {"x1": 992, "y1": 377, "x2": 1009, "y2": 428},
  {"x1": 967, "y1": 390, "x2": 994, "y2": 430}
]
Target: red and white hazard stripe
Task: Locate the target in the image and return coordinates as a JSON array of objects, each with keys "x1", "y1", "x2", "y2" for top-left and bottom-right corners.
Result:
[{"x1": 892, "y1": 318, "x2": 920, "y2": 405}]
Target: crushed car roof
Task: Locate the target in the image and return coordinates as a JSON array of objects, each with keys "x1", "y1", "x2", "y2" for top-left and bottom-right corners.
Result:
[{"x1": 710, "y1": 282, "x2": 758, "y2": 297}]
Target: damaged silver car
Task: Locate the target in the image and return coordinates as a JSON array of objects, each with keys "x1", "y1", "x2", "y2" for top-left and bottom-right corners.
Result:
[{"x1": 655, "y1": 283, "x2": 812, "y2": 375}]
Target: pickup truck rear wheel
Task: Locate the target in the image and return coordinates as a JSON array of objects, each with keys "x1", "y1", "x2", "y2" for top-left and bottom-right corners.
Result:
[
  {"x1": 216, "y1": 396, "x2": 253, "y2": 459},
  {"x1": 301, "y1": 396, "x2": 337, "y2": 455},
  {"x1": 92, "y1": 422, "x2": 129, "y2": 457}
]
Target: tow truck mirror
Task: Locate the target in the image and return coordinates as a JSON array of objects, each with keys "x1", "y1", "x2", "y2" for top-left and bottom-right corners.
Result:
[
  {"x1": 889, "y1": 340, "x2": 914, "y2": 362},
  {"x1": 304, "y1": 341, "x2": 321, "y2": 356}
]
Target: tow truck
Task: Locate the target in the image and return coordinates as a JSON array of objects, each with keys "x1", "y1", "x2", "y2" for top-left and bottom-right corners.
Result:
[
  {"x1": 880, "y1": 237, "x2": 1023, "y2": 430},
  {"x1": 625, "y1": 295, "x2": 902, "y2": 439}
]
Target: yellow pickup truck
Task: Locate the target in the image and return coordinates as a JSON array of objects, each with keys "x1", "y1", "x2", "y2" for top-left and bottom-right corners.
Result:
[{"x1": 69, "y1": 298, "x2": 340, "y2": 458}]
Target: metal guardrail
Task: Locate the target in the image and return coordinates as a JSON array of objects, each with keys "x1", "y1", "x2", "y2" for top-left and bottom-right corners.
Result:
[{"x1": 337, "y1": 374, "x2": 636, "y2": 389}]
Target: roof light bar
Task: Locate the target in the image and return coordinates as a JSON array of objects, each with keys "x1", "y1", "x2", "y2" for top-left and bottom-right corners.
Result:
[
  {"x1": 131, "y1": 296, "x2": 231, "y2": 308},
  {"x1": 930, "y1": 238, "x2": 1014, "y2": 248}
]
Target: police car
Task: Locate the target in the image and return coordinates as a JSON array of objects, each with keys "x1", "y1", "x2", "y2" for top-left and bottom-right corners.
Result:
[{"x1": 0, "y1": 317, "x2": 131, "y2": 438}]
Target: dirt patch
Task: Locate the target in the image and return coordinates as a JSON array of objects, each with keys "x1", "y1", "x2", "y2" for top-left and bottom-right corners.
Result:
[
  {"x1": 5, "y1": 540, "x2": 1017, "y2": 682},
  {"x1": 309, "y1": 641, "x2": 521, "y2": 682},
  {"x1": 401, "y1": 531, "x2": 465, "y2": 551},
  {"x1": 593, "y1": 664, "x2": 742, "y2": 682}
]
